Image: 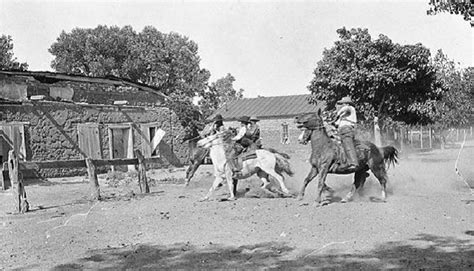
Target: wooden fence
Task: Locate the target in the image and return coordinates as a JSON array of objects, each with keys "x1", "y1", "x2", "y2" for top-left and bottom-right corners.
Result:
[
  {"x1": 1, "y1": 149, "x2": 161, "y2": 214},
  {"x1": 403, "y1": 126, "x2": 473, "y2": 150}
]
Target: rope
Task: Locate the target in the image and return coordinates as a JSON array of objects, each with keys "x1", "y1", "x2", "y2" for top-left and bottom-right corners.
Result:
[{"x1": 454, "y1": 132, "x2": 474, "y2": 196}]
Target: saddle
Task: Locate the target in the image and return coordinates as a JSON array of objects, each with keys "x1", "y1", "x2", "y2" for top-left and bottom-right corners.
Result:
[
  {"x1": 234, "y1": 150, "x2": 258, "y2": 169},
  {"x1": 323, "y1": 122, "x2": 370, "y2": 171}
]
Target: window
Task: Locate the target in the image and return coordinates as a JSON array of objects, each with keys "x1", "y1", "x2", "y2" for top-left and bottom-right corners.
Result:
[
  {"x1": 108, "y1": 123, "x2": 134, "y2": 172},
  {"x1": 140, "y1": 123, "x2": 166, "y2": 158},
  {"x1": 281, "y1": 122, "x2": 289, "y2": 144}
]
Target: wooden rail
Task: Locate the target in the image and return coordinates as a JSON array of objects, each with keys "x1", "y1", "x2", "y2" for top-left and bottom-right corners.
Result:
[{"x1": 3, "y1": 150, "x2": 161, "y2": 214}]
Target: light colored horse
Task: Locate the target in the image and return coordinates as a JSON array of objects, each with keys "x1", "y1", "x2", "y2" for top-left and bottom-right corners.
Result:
[{"x1": 197, "y1": 130, "x2": 294, "y2": 201}]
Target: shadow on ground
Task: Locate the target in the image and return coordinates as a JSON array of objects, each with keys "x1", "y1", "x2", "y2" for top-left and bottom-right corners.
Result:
[{"x1": 48, "y1": 234, "x2": 473, "y2": 270}]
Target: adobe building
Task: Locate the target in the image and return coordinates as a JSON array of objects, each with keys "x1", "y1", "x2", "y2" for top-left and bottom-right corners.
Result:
[{"x1": 0, "y1": 70, "x2": 188, "y2": 180}]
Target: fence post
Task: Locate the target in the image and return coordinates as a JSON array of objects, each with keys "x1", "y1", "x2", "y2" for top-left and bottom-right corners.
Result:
[
  {"x1": 429, "y1": 126, "x2": 432, "y2": 149},
  {"x1": 0, "y1": 162, "x2": 6, "y2": 191},
  {"x1": 8, "y1": 150, "x2": 28, "y2": 213},
  {"x1": 420, "y1": 126, "x2": 423, "y2": 149},
  {"x1": 135, "y1": 150, "x2": 149, "y2": 193},
  {"x1": 86, "y1": 158, "x2": 100, "y2": 201}
]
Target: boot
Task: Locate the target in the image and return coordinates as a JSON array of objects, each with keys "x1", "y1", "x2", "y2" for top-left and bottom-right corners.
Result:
[{"x1": 342, "y1": 137, "x2": 359, "y2": 171}]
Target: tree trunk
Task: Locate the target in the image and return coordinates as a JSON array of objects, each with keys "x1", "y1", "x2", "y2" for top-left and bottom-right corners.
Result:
[{"x1": 373, "y1": 117, "x2": 382, "y2": 146}]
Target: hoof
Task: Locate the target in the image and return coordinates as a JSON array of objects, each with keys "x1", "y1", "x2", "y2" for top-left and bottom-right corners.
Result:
[
  {"x1": 316, "y1": 200, "x2": 331, "y2": 207},
  {"x1": 341, "y1": 197, "x2": 351, "y2": 203}
]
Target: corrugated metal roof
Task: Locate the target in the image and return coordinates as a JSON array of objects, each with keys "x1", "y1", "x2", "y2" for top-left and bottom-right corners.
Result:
[{"x1": 213, "y1": 94, "x2": 324, "y2": 120}]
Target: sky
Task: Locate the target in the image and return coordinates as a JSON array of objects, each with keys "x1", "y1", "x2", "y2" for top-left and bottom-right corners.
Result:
[{"x1": 0, "y1": 0, "x2": 472, "y2": 98}]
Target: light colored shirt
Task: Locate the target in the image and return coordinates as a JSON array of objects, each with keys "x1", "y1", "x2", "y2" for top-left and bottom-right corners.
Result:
[
  {"x1": 232, "y1": 126, "x2": 247, "y2": 141},
  {"x1": 335, "y1": 105, "x2": 357, "y2": 127}
]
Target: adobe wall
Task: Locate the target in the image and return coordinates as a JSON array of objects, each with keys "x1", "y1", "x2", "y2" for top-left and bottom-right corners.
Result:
[{"x1": 0, "y1": 101, "x2": 188, "y2": 178}]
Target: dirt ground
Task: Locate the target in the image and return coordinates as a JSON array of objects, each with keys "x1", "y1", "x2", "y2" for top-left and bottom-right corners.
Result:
[{"x1": 1, "y1": 140, "x2": 473, "y2": 270}]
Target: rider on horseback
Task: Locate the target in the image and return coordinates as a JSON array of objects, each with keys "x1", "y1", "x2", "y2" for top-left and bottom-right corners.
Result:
[
  {"x1": 229, "y1": 116, "x2": 255, "y2": 177},
  {"x1": 248, "y1": 116, "x2": 262, "y2": 149},
  {"x1": 335, "y1": 96, "x2": 359, "y2": 171}
]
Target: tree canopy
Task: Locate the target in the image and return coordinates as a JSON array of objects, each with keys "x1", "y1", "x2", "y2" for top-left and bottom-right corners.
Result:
[
  {"x1": 0, "y1": 34, "x2": 28, "y2": 70},
  {"x1": 308, "y1": 27, "x2": 439, "y2": 126},
  {"x1": 49, "y1": 25, "x2": 211, "y2": 137},
  {"x1": 429, "y1": 50, "x2": 472, "y2": 128},
  {"x1": 198, "y1": 73, "x2": 244, "y2": 118},
  {"x1": 427, "y1": 0, "x2": 474, "y2": 24}
]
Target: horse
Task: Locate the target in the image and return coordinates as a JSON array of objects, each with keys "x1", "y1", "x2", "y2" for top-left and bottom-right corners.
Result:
[
  {"x1": 184, "y1": 127, "x2": 238, "y2": 186},
  {"x1": 295, "y1": 110, "x2": 398, "y2": 206},
  {"x1": 197, "y1": 130, "x2": 294, "y2": 201}
]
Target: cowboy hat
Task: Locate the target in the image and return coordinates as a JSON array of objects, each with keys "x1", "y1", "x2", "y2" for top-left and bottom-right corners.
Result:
[
  {"x1": 249, "y1": 116, "x2": 260, "y2": 122},
  {"x1": 237, "y1": 116, "x2": 250, "y2": 123},
  {"x1": 337, "y1": 96, "x2": 353, "y2": 104},
  {"x1": 212, "y1": 114, "x2": 224, "y2": 122}
]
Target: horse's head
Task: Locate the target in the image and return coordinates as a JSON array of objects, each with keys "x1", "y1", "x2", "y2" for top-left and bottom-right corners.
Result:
[{"x1": 295, "y1": 110, "x2": 324, "y2": 145}]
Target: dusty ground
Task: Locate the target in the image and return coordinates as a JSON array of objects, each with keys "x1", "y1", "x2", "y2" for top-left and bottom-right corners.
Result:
[{"x1": 1, "y1": 140, "x2": 473, "y2": 270}]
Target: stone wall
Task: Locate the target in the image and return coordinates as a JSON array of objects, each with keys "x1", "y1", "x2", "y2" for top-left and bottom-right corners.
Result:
[{"x1": 0, "y1": 101, "x2": 188, "y2": 178}]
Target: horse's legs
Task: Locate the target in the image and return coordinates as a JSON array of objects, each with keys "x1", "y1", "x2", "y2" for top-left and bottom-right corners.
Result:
[
  {"x1": 314, "y1": 166, "x2": 330, "y2": 206},
  {"x1": 185, "y1": 159, "x2": 201, "y2": 186},
  {"x1": 296, "y1": 166, "x2": 318, "y2": 201},
  {"x1": 200, "y1": 175, "x2": 224, "y2": 201},
  {"x1": 371, "y1": 165, "x2": 388, "y2": 202},
  {"x1": 342, "y1": 170, "x2": 367, "y2": 203},
  {"x1": 224, "y1": 167, "x2": 237, "y2": 200},
  {"x1": 264, "y1": 168, "x2": 290, "y2": 194},
  {"x1": 257, "y1": 171, "x2": 271, "y2": 190},
  {"x1": 185, "y1": 148, "x2": 208, "y2": 186}
]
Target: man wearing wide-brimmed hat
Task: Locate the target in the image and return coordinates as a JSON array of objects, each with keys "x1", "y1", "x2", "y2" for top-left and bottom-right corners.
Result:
[
  {"x1": 229, "y1": 116, "x2": 253, "y2": 177},
  {"x1": 247, "y1": 116, "x2": 262, "y2": 149},
  {"x1": 335, "y1": 96, "x2": 358, "y2": 170}
]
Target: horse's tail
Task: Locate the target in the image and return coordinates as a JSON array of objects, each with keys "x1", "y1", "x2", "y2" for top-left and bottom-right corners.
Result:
[
  {"x1": 266, "y1": 148, "x2": 291, "y2": 159},
  {"x1": 379, "y1": 145, "x2": 399, "y2": 169},
  {"x1": 273, "y1": 152, "x2": 294, "y2": 177}
]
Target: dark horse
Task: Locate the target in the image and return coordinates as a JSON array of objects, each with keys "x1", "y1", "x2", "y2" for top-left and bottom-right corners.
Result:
[{"x1": 295, "y1": 110, "x2": 398, "y2": 206}]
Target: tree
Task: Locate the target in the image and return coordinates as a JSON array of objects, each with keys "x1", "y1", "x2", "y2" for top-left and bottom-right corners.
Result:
[
  {"x1": 49, "y1": 25, "x2": 210, "y2": 137},
  {"x1": 429, "y1": 50, "x2": 473, "y2": 146},
  {"x1": 0, "y1": 34, "x2": 28, "y2": 70},
  {"x1": 308, "y1": 27, "x2": 439, "y2": 144},
  {"x1": 198, "y1": 73, "x2": 244, "y2": 118},
  {"x1": 49, "y1": 25, "x2": 136, "y2": 76},
  {"x1": 427, "y1": 0, "x2": 474, "y2": 24}
]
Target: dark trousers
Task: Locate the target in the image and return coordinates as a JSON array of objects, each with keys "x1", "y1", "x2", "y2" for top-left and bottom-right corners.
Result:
[{"x1": 338, "y1": 126, "x2": 359, "y2": 167}]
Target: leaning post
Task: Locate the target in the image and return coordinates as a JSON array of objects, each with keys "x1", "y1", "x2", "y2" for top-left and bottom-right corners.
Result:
[
  {"x1": 85, "y1": 158, "x2": 100, "y2": 201},
  {"x1": 134, "y1": 150, "x2": 149, "y2": 193},
  {"x1": 8, "y1": 150, "x2": 28, "y2": 213}
]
